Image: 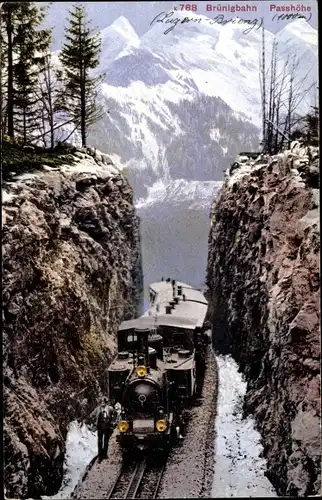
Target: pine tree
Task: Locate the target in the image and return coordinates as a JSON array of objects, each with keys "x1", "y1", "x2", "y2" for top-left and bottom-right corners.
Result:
[
  {"x1": 59, "y1": 5, "x2": 104, "y2": 147},
  {"x1": 0, "y1": 2, "x2": 52, "y2": 143},
  {"x1": 13, "y1": 3, "x2": 52, "y2": 144},
  {"x1": 0, "y1": 2, "x2": 20, "y2": 138},
  {"x1": 297, "y1": 105, "x2": 319, "y2": 146}
]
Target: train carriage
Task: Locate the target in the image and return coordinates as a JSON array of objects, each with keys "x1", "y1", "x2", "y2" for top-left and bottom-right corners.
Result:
[{"x1": 106, "y1": 280, "x2": 210, "y2": 453}]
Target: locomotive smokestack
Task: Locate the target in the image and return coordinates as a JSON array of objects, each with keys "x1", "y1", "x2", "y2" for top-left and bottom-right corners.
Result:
[{"x1": 135, "y1": 328, "x2": 150, "y2": 371}]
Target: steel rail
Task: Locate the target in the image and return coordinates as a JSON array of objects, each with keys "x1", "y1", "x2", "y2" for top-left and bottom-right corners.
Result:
[
  {"x1": 107, "y1": 452, "x2": 168, "y2": 499},
  {"x1": 152, "y1": 461, "x2": 167, "y2": 499},
  {"x1": 107, "y1": 458, "x2": 147, "y2": 499},
  {"x1": 124, "y1": 458, "x2": 147, "y2": 498}
]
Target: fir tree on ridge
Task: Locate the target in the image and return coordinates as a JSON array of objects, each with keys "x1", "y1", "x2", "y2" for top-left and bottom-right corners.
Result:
[
  {"x1": 13, "y1": 3, "x2": 52, "y2": 144},
  {"x1": 1, "y1": 2, "x2": 52, "y2": 143},
  {"x1": 58, "y1": 4, "x2": 104, "y2": 147}
]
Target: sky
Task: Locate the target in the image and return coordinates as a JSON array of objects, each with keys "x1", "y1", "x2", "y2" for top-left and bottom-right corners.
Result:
[{"x1": 39, "y1": 0, "x2": 318, "y2": 50}]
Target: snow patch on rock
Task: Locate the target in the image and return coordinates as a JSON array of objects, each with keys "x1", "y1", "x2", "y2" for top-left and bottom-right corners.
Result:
[{"x1": 42, "y1": 422, "x2": 97, "y2": 500}]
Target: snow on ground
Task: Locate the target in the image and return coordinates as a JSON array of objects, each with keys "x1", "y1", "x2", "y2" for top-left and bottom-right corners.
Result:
[
  {"x1": 59, "y1": 156, "x2": 119, "y2": 177},
  {"x1": 227, "y1": 161, "x2": 266, "y2": 187},
  {"x1": 42, "y1": 422, "x2": 97, "y2": 500},
  {"x1": 212, "y1": 355, "x2": 277, "y2": 498},
  {"x1": 3, "y1": 153, "x2": 120, "y2": 194},
  {"x1": 226, "y1": 142, "x2": 317, "y2": 189}
]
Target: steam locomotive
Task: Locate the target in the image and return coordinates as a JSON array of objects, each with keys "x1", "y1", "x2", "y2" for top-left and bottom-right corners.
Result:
[{"x1": 106, "y1": 279, "x2": 210, "y2": 452}]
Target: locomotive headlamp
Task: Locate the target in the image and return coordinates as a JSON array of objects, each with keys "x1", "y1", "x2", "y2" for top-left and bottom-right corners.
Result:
[
  {"x1": 118, "y1": 420, "x2": 129, "y2": 433},
  {"x1": 156, "y1": 419, "x2": 167, "y2": 432},
  {"x1": 136, "y1": 365, "x2": 147, "y2": 378}
]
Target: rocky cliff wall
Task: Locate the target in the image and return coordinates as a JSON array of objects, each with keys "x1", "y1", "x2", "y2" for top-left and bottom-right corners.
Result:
[
  {"x1": 205, "y1": 143, "x2": 320, "y2": 496},
  {"x1": 2, "y1": 149, "x2": 143, "y2": 499}
]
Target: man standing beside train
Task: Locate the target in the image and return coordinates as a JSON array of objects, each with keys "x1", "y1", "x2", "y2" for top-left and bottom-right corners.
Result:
[{"x1": 89, "y1": 397, "x2": 117, "y2": 460}]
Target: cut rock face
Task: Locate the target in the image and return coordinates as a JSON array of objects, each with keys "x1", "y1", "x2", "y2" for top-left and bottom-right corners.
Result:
[
  {"x1": 205, "y1": 143, "x2": 320, "y2": 496},
  {"x1": 3, "y1": 150, "x2": 143, "y2": 499}
]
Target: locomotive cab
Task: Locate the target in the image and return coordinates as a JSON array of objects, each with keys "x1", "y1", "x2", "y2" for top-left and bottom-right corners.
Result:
[{"x1": 117, "y1": 328, "x2": 163, "y2": 361}]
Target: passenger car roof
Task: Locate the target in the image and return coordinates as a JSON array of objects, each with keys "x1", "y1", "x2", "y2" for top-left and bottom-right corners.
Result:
[
  {"x1": 118, "y1": 281, "x2": 208, "y2": 331},
  {"x1": 118, "y1": 315, "x2": 198, "y2": 331}
]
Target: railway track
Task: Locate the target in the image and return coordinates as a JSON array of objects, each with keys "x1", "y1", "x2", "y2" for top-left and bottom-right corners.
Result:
[{"x1": 107, "y1": 454, "x2": 167, "y2": 499}]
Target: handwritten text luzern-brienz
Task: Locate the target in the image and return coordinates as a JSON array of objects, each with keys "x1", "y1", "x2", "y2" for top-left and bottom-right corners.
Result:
[{"x1": 150, "y1": 11, "x2": 262, "y2": 35}]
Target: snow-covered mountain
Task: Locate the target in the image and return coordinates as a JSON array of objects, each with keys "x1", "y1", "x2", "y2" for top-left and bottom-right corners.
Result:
[
  {"x1": 136, "y1": 178, "x2": 223, "y2": 211},
  {"x1": 100, "y1": 16, "x2": 140, "y2": 71},
  {"x1": 85, "y1": 13, "x2": 317, "y2": 199}
]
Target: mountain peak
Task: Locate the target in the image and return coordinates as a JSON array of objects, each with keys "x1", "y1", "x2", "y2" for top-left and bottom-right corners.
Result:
[
  {"x1": 276, "y1": 18, "x2": 317, "y2": 45},
  {"x1": 108, "y1": 16, "x2": 138, "y2": 39}
]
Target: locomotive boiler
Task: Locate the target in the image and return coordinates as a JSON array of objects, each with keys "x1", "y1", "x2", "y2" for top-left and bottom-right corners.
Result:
[{"x1": 106, "y1": 280, "x2": 210, "y2": 453}]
